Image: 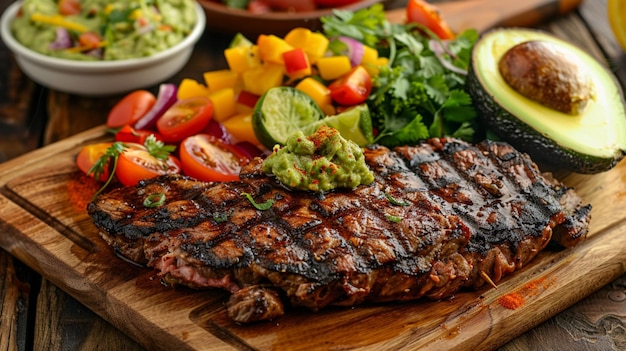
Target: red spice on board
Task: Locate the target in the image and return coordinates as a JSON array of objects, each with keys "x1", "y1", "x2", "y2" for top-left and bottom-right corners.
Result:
[
  {"x1": 66, "y1": 172, "x2": 101, "y2": 212},
  {"x1": 497, "y1": 277, "x2": 550, "y2": 310},
  {"x1": 498, "y1": 292, "x2": 525, "y2": 309}
]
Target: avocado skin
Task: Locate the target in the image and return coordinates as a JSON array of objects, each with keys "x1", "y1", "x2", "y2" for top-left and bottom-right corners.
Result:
[{"x1": 467, "y1": 54, "x2": 625, "y2": 175}]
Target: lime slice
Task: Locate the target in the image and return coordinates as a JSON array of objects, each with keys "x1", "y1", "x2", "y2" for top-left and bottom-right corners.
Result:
[
  {"x1": 252, "y1": 87, "x2": 325, "y2": 149},
  {"x1": 229, "y1": 33, "x2": 253, "y2": 48},
  {"x1": 304, "y1": 104, "x2": 374, "y2": 147}
]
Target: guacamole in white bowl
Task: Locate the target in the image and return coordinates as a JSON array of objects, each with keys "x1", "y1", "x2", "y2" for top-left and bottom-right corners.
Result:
[
  {"x1": 11, "y1": 0, "x2": 198, "y2": 61},
  {"x1": 0, "y1": 0, "x2": 205, "y2": 95}
]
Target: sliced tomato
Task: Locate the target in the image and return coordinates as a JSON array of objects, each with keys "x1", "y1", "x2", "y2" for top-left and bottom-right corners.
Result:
[
  {"x1": 58, "y1": 0, "x2": 81, "y2": 15},
  {"x1": 114, "y1": 125, "x2": 163, "y2": 144},
  {"x1": 78, "y1": 31, "x2": 103, "y2": 49},
  {"x1": 107, "y1": 90, "x2": 156, "y2": 128},
  {"x1": 180, "y1": 134, "x2": 249, "y2": 182},
  {"x1": 76, "y1": 142, "x2": 113, "y2": 182},
  {"x1": 156, "y1": 96, "x2": 214, "y2": 143},
  {"x1": 115, "y1": 143, "x2": 181, "y2": 186},
  {"x1": 328, "y1": 65, "x2": 372, "y2": 106},
  {"x1": 314, "y1": 0, "x2": 361, "y2": 7},
  {"x1": 406, "y1": 0, "x2": 455, "y2": 40}
]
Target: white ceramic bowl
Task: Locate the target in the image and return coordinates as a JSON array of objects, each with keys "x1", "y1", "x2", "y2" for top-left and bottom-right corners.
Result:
[{"x1": 0, "y1": 1, "x2": 206, "y2": 96}]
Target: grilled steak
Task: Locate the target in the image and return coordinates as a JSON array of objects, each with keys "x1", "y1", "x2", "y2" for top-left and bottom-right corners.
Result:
[{"x1": 88, "y1": 138, "x2": 591, "y2": 323}]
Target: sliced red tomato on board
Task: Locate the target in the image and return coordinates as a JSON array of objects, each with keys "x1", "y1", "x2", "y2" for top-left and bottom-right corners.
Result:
[
  {"x1": 58, "y1": 0, "x2": 81, "y2": 15},
  {"x1": 106, "y1": 90, "x2": 156, "y2": 128},
  {"x1": 156, "y1": 96, "x2": 214, "y2": 143},
  {"x1": 328, "y1": 65, "x2": 372, "y2": 106},
  {"x1": 114, "y1": 125, "x2": 163, "y2": 144},
  {"x1": 180, "y1": 134, "x2": 249, "y2": 182},
  {"x1": 314, "y1": 0, "x2": 361, "y2": 7},
  {"x1": 115, "y1": 143, "x2": 181, "y2": 186},
  {"x1": 76, "y1": 142, "x2": 113, "y2": 182},
  {"x1": 406, "y1": 0, "x2": 455, "y2": 40}
]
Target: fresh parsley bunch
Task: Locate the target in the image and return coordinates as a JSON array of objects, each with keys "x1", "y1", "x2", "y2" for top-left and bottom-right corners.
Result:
[{"x1": 322, "y1": 4, "x2": 479, "y2": 147}]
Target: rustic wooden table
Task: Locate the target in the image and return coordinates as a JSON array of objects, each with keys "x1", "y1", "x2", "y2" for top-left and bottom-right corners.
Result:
[{"x1": 0, "y1": 0, "x2": 624, "y2": 350}]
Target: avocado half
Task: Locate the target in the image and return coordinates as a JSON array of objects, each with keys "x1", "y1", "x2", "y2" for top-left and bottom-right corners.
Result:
[{"x1": 467, "y1": 28, "x2": 626, "y2": 174}]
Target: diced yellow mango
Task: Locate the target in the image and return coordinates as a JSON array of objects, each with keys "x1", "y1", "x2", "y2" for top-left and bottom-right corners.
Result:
[
  {"x1": 284, "y1": 27, "x2": 329, "y2": 64},
  {"x1": 224, "y1": 45, "x2": 261, "y2": 73},
  {"x1": 203, "y1": 69, "x2": 238, "y2": 91},
  {"x1": 316, "y1": 56, "x2": 352, "y2": 81},
  {"x1": 208, "y1": 88, "x2": 236, "y2": 122},
  {"x1": 177, "y1": 78, "x2": 210, "y2": 100},
  {"x1": 221, "y1": 112, "x2": 262, "y2": 147},
  {"x1": 241, "y1": 63, "x2": 285, "y2": 96},
  {"x1": 295, "y1": 77, "x2": 334, "y2": 115},
  {"x1": 256, "y1": 34, "x2": 293, "y2": 64}
]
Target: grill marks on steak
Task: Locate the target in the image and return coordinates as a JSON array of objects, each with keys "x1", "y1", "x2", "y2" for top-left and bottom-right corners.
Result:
[{"x1": 87, "y1": 138, "x2": 591, "y2": 323}]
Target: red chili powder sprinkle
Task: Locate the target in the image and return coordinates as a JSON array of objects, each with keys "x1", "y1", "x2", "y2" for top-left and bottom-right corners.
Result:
[
  {"x1": 66, "y1": 172, "x2": 101, "y2": 212},
  {"x1": 497, "y1": 277, "x2": 550, "y2": 310},
  {"x1": 498, "y1": 293, "x2": 525, "y2": 310}
]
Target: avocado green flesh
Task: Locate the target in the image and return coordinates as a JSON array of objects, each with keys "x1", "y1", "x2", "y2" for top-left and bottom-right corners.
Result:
[{"x1": 470, "y1": 28, "x2": 626, "y2": 173}]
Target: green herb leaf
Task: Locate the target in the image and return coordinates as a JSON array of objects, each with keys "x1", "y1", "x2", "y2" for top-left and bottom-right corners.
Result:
[
  {"x1": 212, "y1": 212, "x2": 229, "y2": 223},
  {"x1": 385, "y1": 214, "x2": 402, "y2": 223},
  {"x1": 144, "y1": 134, "x2": 176, "y2": 161},
  {"x1": 88, "y1": 142, "x2": 126, "y2": 200},
  {"x1": 322, "y1": 6, "x2": 479, "y2": 147},
  {"x1": 241, "y1": 192, "x2": 274, "y2": 211},
  {"x1": 143, "y1": 193, "x2": 166, "y2": 207},
  {"x1": 384, "y1": 192, "x2": 409, "y2": 206}
]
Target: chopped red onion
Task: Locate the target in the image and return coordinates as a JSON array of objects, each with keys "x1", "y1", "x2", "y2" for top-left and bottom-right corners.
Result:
[
  {"x1": 49, "y1": 27, "x2": 72, "y2": 50},
  {"x1": 337, "y1": 36, "x2": 365, "y2": 66},
  {"x1": 134, "y1": 83, "x2": 178, "y2": 130}
]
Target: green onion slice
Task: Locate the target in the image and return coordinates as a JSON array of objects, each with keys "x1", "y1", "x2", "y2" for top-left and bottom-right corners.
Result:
[
  {"x1": 242, "y1": 192, "x2": 274, "y2": 211},
  {"x1": 143, "y1": 193, "x2": 166, "y2": 208}
]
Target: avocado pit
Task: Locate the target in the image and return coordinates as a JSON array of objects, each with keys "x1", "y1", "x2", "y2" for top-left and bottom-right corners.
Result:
[{"x1": 498, "y1": 40, "x2": 594, "y2": 115}]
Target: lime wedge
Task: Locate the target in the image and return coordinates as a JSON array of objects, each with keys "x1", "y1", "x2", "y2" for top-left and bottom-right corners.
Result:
[
  {"x1": 252, "y1": 87, "x2": 325, "y2": 149},
  {"x1": 304, "y1": 104, "x2": 374, "y2": 147},
  {"x1": 229, "y1": 33, "x2": 253, "y2": 48}
]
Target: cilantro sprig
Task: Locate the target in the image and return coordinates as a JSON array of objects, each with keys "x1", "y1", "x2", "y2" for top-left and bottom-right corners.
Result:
[
  {"x1": 322, "y1": 5, "x2": 479, "y2": 147},
  {"x1": 88, "y1": 135, "x2": 175, "y2": 199}
]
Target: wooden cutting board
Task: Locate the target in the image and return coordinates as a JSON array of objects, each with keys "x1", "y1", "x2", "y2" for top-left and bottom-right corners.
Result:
[{"x1": 2, "y1": 1, "x2": 624, "y2": 350}]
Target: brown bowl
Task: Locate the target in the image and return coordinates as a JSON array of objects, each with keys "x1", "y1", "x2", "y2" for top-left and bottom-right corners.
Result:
[{"x1": 199, "y1": 0, "x2": 389, "y2": 38}]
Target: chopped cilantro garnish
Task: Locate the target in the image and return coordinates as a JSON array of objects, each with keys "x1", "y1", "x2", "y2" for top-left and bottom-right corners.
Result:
[
  {"x1": 322, "y1": 5, "x2": 479, "y2": 147},
  {"x1": 241, "y1": 192, "x2": 274, "y2": 211}
]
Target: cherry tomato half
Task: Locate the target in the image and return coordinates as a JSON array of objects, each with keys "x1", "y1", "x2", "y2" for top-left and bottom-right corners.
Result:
[
  {"x1": 106, "y1": 90, "x2": 156, "y2": 128},
  {"x1": 76, "y1": 142, "x2": 113, "y2": 182},
  {"x1": 156, "y1": 96, "x2": 214, "y2": 143},
  {"x1": 406, "y1": 0, "x2": 455, "y2": 40},
  {"x1": 58, "y1": 0, "x2": 81, "y2": 15},
  {"x1": 116, "y1": 143, "x2": 181, "y2": 186},
  {"x1": 180, "y1": 134, "x2": 249, "y2": 182},
  {"x1": 328, "y1": 65, "x2": 372, "y2": 106},
  {"x1": 114, "y1": 124, "x2": 163, "y2": 144}
]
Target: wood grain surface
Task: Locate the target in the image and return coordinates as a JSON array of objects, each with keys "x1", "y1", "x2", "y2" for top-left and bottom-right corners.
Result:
[{"x1": 0, "y1": 0, "x2": 625, "y2": 350}]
